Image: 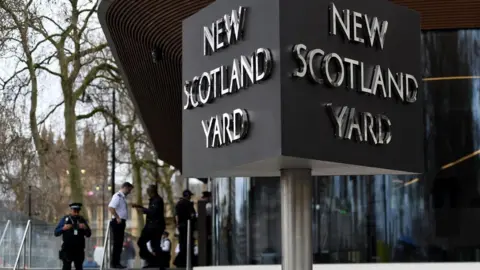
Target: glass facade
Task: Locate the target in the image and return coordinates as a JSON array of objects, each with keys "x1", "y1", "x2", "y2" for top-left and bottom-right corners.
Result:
[{"x1": 211, "y1": 29, "x2": 480, "y2": 264}]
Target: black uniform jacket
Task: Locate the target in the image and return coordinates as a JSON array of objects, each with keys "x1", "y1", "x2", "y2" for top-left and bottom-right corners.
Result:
[
  {"x1": 175, "y1": 198, "x2": 196, "y2": 226},
  {"x1": 143, "y1": 195, "x2": 166, "y2": 230},
  {"x1": 54, "y1": 215, "x2": 92, "y2": 251}
]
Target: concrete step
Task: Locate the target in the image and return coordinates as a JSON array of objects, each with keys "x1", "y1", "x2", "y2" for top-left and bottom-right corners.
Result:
[{"x1": 0, "y1": 268, "x2": 184, "y2": 270}]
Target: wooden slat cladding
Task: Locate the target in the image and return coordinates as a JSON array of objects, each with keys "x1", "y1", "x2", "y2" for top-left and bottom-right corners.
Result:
[
  {"x1": 98, "y1": 0, "x2": 480, "y2": 169},
  {"x1": 391, "y1": 0, "x2": 480, "y2": 30}
]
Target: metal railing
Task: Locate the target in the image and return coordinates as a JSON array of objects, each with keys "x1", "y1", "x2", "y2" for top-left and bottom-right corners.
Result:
[
  {"x1": 0, "y1": 220, "x2": 11, "y2": 247},
  {"x1": 186, "y1": 219, "x2": 192, "y2": 270},
  {"x1": 0, "y1": 220, "x2": 11, "y2": 268},
  {"x1": 13, "y1": 220, "x2": 31, "y2": 270},
  {"x1": 99, "y1": 222, "x2": 111, "y2": 270}
]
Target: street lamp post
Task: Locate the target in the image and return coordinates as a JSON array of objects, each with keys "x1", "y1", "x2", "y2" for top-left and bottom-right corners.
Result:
[
  {"x1": 111, "y1": 88, "x2": 116, "y2": 197},
  {"x1": 27, "y1": 185, "x2": 32, "y2": 268},
  {"x1": 94, "y1": 185, "x2": 112, "y2": 239}
]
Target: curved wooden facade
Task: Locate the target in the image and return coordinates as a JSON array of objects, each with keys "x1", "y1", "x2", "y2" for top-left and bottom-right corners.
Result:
[{"x1": 98, "y1": 0, "x2": 480, "y2": 170}]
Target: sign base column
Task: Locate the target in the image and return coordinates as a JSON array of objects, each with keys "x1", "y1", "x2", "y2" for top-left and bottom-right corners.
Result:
[{"x1": 280, "y1": 169, "x2": 313, "y2": 270}]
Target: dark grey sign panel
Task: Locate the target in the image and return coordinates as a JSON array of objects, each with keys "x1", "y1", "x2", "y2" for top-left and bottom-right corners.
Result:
[{"x1": 182, "y1": 0, "x2": 424, "y2": 177}]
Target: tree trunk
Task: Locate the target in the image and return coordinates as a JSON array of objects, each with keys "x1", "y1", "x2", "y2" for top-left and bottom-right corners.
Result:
[
  {"x1": 129, "y1": 134, "x2": 145, "y2": 229},
  {"x1": 64, "y1": 93, "x2": 84, "y2": 205},
  {"x1": 23, "y1": 31, "x2": 48, "y2": 185},
  {"x1": 29, "y1": 77, "x2": 48, "y2": 182},
  {"x1": 159, "y1": 168, "x2": 176, "y2": 215}
]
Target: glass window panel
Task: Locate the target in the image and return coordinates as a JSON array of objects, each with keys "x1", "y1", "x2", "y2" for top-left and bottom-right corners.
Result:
[{"x1": 211, "y1": 29, "x2": 480, "y2": 264}]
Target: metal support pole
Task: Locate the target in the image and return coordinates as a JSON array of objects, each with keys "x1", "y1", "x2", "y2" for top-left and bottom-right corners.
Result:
[
  {"x1": 100, "y1": 223, "x2": 111, "y2": 270},
  {"x1": 107, "y1": 230, "x2": 112, "y2": 267},
  {"x1": 186, "y1": 220, "x2": 192, "y2": 270},
  {"x1": 28, "y1": 186, "x2": 32, "y2": 268},
  {"x1": 28, "y1": 186, "x2": 32, "y2": 218},
  {"x1": 111, "y1": 88, "x2": 116, "y2": 196},
  {"x1": 102, "y1": 184, "x2": 106, "y2": 239},
  {"x1": 28, "y1": 225, "x2": 32, "y2": 268},
  {"x1": 23, "y1": 236, "x2": 26, "y2": 269},
  {"x1": 280, "y1": 169, "x2": 312, "y2": 270}
]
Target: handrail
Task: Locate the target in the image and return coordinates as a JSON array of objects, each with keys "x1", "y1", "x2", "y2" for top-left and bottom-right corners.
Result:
[
  {"x1": 13, "y1": 220, "x2": 31, "y2": 270},
  {"x1": 186, "y1": 219, "x2": 192, "y2": 270},
  {"x1": 0, "y1": 220, "x2": 11, "y2": 267},
  {"x1": 0, "y1": 220, "x2": 11, "y2": 247},
  {"x1": 99, "y1": 222, "x2": 111, "y2": 270}
]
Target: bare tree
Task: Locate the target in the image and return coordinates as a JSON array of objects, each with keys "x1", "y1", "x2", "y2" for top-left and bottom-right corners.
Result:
[
  {"x1": 0, "y1": 103, "x2": 36, "y2": 213},
  {"x1": 89, "y1": 81, "x2": 177, "y2": 228},
  {"x1": 0, "y1": 0, "x2": 50, "y2": 186},
  {"x1": 0, "y1": 0, "x2": 120, "y2": 205}
]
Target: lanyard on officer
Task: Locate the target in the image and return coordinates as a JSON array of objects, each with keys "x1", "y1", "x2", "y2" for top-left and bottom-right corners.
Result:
[{"x1": 66, "y1": 216, "x2": 79, "y2": 236}]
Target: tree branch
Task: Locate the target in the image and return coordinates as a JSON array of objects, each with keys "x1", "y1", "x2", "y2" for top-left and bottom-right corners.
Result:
[
  {"x1": 0, "y1": 66, "x2": 29, "y2": 87},
  {"x1": 35, "y1": 64, "x2": 62, "y2": 77},
  {"x1": 78, "y1": 0, "x2": 101, "y2": 37},
  {"x1": 76, "y1": 106, "x2": 132, "y2": 133},
  {"x1": 27, "y1": 18, "x2": 59, "y2": 49},
  {"x1": 38, "y1": 101, "x2": 64, "y2": 126},
  {"x1": 31, "y1": 34, "x2": 62, "y2": 53},
  {"x1": 73, "y1": 63, "x2": 118, "y2": 100},
  {"x1": 39, "y1": 15, "x2": 66, "y2": 32},
  {"x1": 76, "y1": 107, "x2": 105, "y2": 121},
  {"x1": 66, "y1": 43, "x2": 108, "y2": 63}
]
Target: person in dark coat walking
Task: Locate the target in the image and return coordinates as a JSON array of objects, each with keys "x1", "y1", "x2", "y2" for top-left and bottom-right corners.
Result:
[
  {"x1": 133, "y1": 185, "x2": 166, "y2": 269},
  {"x1": 54, "y1": 203, "x2": 92, "y2": 270}
]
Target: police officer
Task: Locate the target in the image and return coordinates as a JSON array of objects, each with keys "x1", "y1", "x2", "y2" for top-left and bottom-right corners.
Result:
[
  {"x1": 132, "y1": 184, "x2": 166, "y2": 269},
  {"x1": 54, "y1": 203, "x2": 92, "y2": 270},
  {"x1": 108, "y1": 182, "x2": 134, "y2": 269},
  {"x1": 174, "y1": 189, "x2": 196, "y2": 267},
  {"x1": 160, "y1": 231, "x2": 172, "y2": 268}
]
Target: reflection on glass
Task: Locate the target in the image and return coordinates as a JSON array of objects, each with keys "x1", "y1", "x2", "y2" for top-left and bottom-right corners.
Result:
[
  {"x1": 212, "y1": 177, "x2": 230, "y2": 265},
  {"x1": 211, "y1": 29, "x2": 480, "y2": 264},
  {"x1": 249, "y1": 178, "x2": 281, "y2": 264},
  {"x1": 232, "y1": 177, "x2": 249, "y2": 264},
  {"x1": 312, "y1": 175, "x2": 425, "y2": 263}
]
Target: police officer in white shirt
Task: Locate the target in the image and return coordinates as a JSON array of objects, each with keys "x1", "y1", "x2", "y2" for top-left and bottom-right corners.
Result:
[
  {"x1": 108, "y1": 182, "x2": 133, "y2": 269},
  {"x1": 145, "y1": 232, "x2": 171, "y2": 268},
  {"x1": 174, "y1": 243, "x2": 198, "y2": 265},
  {"x1": 160, "y1": 231, "x2": 171, "y2": 268},
  {"x1": 174, "y1": 244, "x2": 198, "y2": 255}
]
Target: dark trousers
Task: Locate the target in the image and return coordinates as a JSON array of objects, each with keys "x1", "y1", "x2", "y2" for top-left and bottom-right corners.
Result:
[
  {"x1": 161, "y1": 252, "x2": 171, "y2": 268},
  {"x1": 110, "y1": 219, "x2": 126, "y2": 266},
  {"x1": 60, "y1": 250, "x2": 84, "y2": 270},
  {"x1": 176, "y1": 224, "x2": 194, "y2": 267},
  {"x1": 138, "y1": 226, "x2": 164, "y2": 269}
]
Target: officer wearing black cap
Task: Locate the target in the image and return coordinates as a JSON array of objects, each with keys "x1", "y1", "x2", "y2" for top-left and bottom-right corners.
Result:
[
  {"x1": 174, "y1": 189, "x2": 196, "y2": 267},
  {"x1": 54, "y1": 203, "x2": 91, "y2": 270}
]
